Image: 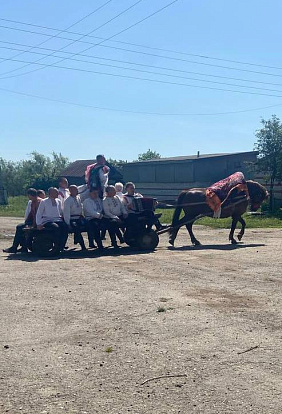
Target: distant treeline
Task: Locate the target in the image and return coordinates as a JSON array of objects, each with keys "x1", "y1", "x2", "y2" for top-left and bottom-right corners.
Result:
[
  {"x1": 0, "y1": 152, "x2": 70, "y2": 196},
  {"x1": 0, "y1": 149, "x2": 162, "y2": 197}
]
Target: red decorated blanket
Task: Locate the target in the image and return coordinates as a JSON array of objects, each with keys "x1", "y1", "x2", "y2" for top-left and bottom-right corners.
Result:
[{"x1": 206, "y1": 172, "x2": 248, "y2": 216}]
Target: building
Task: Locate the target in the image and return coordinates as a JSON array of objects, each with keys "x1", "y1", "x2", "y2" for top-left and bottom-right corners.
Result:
[
  {"x1": 60, "y1": 159, "x2": 123, "y2": 186},
  {"x1": 254, "y1": 174, "x2": 282, "y2": 208},
  {"x1": 122, "y1": 151, "x2": 258, "y2": 201}
]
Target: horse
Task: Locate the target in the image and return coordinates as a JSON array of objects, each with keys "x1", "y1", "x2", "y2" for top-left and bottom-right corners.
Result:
[{"x1": 168, "y1": 180, "x2": 268, "y2": 246}]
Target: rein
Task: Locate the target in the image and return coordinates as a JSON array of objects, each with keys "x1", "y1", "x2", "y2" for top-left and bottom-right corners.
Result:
[
  {"x1": 157, "y1": 195, "x2": 249, "y2": 235},
  {"x1": 157, "y1": 195, "x2": 249, "y2": 210},
  {"x1": 157, "y1": 201, "x2": 207, "y2": 208}
]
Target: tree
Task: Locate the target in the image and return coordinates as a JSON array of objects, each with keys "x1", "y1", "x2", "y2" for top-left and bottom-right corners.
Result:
[
  {"x1": 0, "y1": 152, "x2": 70, "y2": 196},
  {"x1": 107, "y1": 158, "x2": 127, "y2": 168},
  {"x1": 23, "y1": 151, "x2": 70, "y2": 190},
  {"x1": 137, "y1": 149, "x2": 161, "y2": 161},
  {"x1": 254, "y1": 115, "x2": 282, "y2": 210},
  {"x1": 0, "y1": 158, "x2": 25, "y2": 197}
]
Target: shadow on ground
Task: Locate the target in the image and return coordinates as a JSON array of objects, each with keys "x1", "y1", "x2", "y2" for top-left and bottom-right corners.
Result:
[
  {"x1": 167, "y1": 243, "x2": 265, "y2": 251},
  {"x1": 3, "y1": 246, "x2": 156, "y2": 262},
  {"x1": 3, "y1": 242, "x2": 266, "y2": 262}
]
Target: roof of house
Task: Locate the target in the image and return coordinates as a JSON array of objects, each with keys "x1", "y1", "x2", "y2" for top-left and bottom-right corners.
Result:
[
  {"x1": 61, "y1": 152, "x2": 258, "y2": 177},
  {"x1": 60, "y1": 160, "x2": 123, "y2": 179},
  {"x1": 125, "y1": 151, "x2": 258, "y2": 165}
]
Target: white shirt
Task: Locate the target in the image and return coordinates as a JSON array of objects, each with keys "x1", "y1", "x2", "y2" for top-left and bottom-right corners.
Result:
[
  {"x1": 103, "y1": 196, "x2": 127, "y2": 220},
  {"x1": 36, "y1": 198, "x2": 63, "y2": 226},
  {"x1": 58, "y1": 187, "x2": 70, "y2": 209},
  {"x1": 116, "y1": 191, "x2": 124, "y2": 201},
  {"x1": 63, "y1": 195, "x2": 83, "y2": 226},
  {"x1": 99, "y1": 168, "x2": 109, "y2": 191},
  {"x1": 24, "y1": 200, "x2": 32, "y2": 220},
  {"x1": 83, "y1": 197, "x2": 103, "y2": 220},
  {"x1": 78, "y1": 184, "x2": 90, "y2": 202}
]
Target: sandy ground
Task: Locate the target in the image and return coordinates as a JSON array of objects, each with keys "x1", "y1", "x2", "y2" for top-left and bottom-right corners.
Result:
[{"x1": 0, "y1": 216, "x2": 281, "y2": 414}]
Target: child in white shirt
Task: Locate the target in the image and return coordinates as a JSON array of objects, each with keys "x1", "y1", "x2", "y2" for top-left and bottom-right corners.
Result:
[{"x1": 115, "y1": 182, "x2": 124, "y2": 200}]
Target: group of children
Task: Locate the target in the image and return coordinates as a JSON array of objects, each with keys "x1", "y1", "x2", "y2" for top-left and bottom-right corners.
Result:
[{"x1": 3, "y1": 177, "x2": 154, "y2": 254}]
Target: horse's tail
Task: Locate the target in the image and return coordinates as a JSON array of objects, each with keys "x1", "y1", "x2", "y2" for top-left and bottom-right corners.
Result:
[{"x1": 171, "y1": 191, "x2": 187, "y2": 228}]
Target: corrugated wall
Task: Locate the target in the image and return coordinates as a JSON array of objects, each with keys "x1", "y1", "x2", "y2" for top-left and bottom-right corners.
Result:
[
  {"x1": 123, "y1": 154, "x2": 257, "y2": 202},
  {"x1": 254, "y1": 174, "x2": 282, "y2": 206}
]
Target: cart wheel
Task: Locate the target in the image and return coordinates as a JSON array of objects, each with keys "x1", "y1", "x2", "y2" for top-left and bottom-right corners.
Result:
[
  {"x1": 123, "y1": 228, "x2": 137, "y2": 247},
  {"x1": 32, "y1": 232, "x2": 60, "y2": 257},
  {"x1": 137, "y1": 230, "x2": 159, "y2": 250},
  {"x1": 124, "y1": 238, "x2": 138, "y2": 248}
]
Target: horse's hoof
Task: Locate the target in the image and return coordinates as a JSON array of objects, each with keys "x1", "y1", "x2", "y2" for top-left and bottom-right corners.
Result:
[
  {"x1": 193, "y1": 240, "x2": 201, "y2": 246},
  {"x1": 168, "y1": 239, "x2": 175, "y2": 247},
  {"x1": 237, "y1": 234, "x2": 242, "y2": 241},
  {"x1": 231, "y1": 239, "x2": 237, "y2": 245}
]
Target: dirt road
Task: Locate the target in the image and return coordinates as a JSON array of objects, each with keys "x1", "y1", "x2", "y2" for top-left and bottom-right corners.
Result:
[{"x1": 0, "y1": 217, "x2": 281, "y2": 414}]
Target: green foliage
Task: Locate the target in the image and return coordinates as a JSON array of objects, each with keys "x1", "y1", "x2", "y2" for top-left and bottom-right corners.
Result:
[
  {"x1": 254, "y1": 115, "x2": 282, "y2": 210},
  {"x1": 0, "y1": 196, "x2": 28, "y2": 217},
  {"x1": 137, "y1": 149, "x2": 161, "y2": 161},
  {"x1": 107, "y1": 158, "x2": 128, "y2": 168},
  {"x1": 107, "y1": 157, "x2": 127, "y2": 176},
  {"x1": 0, "y1": 152, "x2": 70, "y2": 196}
]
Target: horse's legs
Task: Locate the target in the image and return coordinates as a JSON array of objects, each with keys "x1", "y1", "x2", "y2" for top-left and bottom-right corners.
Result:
[
  {"x1": 168, "y1": 226, "x2": 181, "y2": 246},
  {"x1": 229, "y1": 216, "x2": 239, "y2": 244},
  {"x1": 237, "y1": 216, "x2": 246, "y2": 241},
  {"x1": 186, "y1": 222, "x2": 201, "y2": 246}
]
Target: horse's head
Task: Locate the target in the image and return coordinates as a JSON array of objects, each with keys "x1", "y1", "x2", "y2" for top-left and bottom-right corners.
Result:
[{"x1": 246, "y1": 180, "x2": 268, "y2": 211}]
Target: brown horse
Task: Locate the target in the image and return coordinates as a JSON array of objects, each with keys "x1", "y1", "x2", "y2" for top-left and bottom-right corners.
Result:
[{"x1": 168, "y1": 180, "x2": 268, "y2": 246}]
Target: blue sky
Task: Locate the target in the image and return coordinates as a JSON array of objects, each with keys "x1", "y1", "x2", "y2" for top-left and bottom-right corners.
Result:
[{"x1": 1, "y1": 0, "x2": 282, "y2": 162}]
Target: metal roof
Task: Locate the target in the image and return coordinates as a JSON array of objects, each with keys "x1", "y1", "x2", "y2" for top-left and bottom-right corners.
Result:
[
  {"x1": 61, "y1": 152, "x2": 258, "y2": 176},
  {"x1": 125, "y1": 151, "x2": 258, "y2": 165}
]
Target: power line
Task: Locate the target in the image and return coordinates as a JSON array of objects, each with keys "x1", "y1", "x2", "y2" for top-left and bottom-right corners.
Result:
[
  {"x1": 2, "y1": 46, "x2": 282, "y2": 93},
  {"x1": 1, "y1": 16, "x2": 282, "y2": 72},
  {"x1": 2, "y1": 55, "x2": 282, "y2": 98},
  {"x1": 0, "y1": 0, "x2": 179, "y2": 80},
  {"x1": 0, "y1": 0, "x2": 144, "y2": 77},
  {"x1": 0, "y1": 1, "x2": 114, "y2": 68},
  {"x1": 2, "y1": 39, "x2": 282, "y2": 88},
  {"x1": 1, "y1": 22, "x2": 282, "y2": 79},
  {"x1": 1, "y1": 85, "x2": 282, "y2": 116}
]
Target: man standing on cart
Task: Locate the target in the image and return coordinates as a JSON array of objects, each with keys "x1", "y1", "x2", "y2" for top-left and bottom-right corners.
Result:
[{"x1": 85, "y1": 154, "x2": 110, "y2": 199}]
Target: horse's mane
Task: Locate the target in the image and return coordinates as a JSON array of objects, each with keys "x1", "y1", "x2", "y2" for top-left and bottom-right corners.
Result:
[{"x1": 246, "y1": 180, "x2": 268, "y2": 201}]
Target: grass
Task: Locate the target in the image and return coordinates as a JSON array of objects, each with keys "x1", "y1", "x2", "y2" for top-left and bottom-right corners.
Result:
[
  {"x1": 0, "y1": 196, "x2": 27, "y2": 217},
  {"x1": 157, "y1": 208, "x2": 282, "y2": 229},
  {"x1": 0, "y1": 197, "x2": 281, "y2": 228}
]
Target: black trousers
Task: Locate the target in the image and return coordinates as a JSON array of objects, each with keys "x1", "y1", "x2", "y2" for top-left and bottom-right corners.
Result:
[
  {"x1": 44, "y1": 221, "x2": 69, "y2": 250},
  {"x1": 69, "y1": 218, "x2": 86, "y2": 248},
  {"x1": 86, "y1": 218, "x2": 107, "y2": 248},
  {"x1": 105, "y1": 217, "x2": 125, "y2": 245},
  {"x1": 11, "y1": 222, "x2": 28, "y2": 249}
]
